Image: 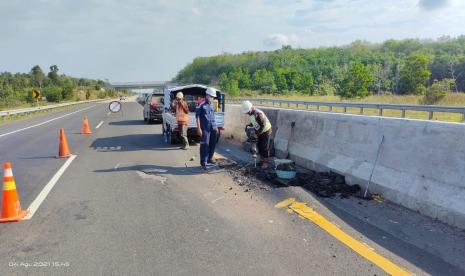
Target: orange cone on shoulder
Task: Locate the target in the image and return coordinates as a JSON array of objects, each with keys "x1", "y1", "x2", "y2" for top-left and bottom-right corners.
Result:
[{"x1": 0, "y1": 162, "x2": 28, "y2": 223}]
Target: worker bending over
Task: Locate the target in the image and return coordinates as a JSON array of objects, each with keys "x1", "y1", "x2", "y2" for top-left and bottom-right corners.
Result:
[{"x1": 242, "y1": 101, "x2": 272, "y2": 168}]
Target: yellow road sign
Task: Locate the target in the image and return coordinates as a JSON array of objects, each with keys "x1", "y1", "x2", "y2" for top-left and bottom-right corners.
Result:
[{"x1": 32, "y1": 89, "x2": 41, "y2": 99}]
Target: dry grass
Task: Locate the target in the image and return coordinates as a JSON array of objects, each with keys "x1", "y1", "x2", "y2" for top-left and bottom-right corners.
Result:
[{"x1": 234, "y1": 92, "x2": 465, "y2": 123}]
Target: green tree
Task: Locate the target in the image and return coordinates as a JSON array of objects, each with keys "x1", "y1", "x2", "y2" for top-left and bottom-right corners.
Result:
[
  {"x1": 338, "y1": 61, "x2": 373, "y2": 98},
  {"x1": 422, "y1": 79, "x2": 452, "y2": 104},
  {"x1": 43, "y1": 86, "x2": 62, "y2": 102},
  {"x1": 399, "y1": 53, "x2": 431, "y2": 94},
  {"x1": 48, "y1": 65, "x2": 60, "y2": 84},
  {"x1": 60, "y1": 77, "x2": 75, "y2": 100},
  {"x1": 30, "y1": 65, "x2": 45, "y2": 88},
  {"x1": 315, "y1": 79, "x2": 336, "y2": 96},
  {"x1": 298, "y1": 72, "x2": 314, "y2": 94},
  {"x1": 274, "y1": 70, "x2": 288, "y2": 92},
  {"x1": 252, "y1": 69, "x2": 276, "y2": 93}
]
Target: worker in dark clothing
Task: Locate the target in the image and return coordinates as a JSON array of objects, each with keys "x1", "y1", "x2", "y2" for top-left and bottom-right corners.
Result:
[
  {"x1": 196, "y1": 87, "x2": 218, "y2": 170},
  {"x1": 242, "y1": 101, "x2": 272, "y2": 168}
]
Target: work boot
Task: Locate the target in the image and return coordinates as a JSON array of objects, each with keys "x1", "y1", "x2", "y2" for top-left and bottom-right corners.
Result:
[{"x1": 260, "y1": 158, "x2": 269, "y2": 169}]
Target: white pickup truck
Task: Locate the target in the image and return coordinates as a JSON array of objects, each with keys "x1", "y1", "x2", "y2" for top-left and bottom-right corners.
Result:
[{"x1": 162, "y1": 84, "x2": 225, "y2": 144}]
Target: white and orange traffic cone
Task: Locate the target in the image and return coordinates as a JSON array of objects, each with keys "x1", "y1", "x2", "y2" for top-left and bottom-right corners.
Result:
[{"x1": 0, "y1": 162, "x2": 28, "y2": 223}]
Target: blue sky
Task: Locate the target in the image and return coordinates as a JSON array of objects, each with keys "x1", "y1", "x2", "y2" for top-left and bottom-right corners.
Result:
[{"x1": 1, "y1": 0, "x2": 464, "y2": 82}]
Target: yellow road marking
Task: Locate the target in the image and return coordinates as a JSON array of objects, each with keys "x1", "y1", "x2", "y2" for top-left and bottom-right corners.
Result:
[
  {"x1": 274, "y1": 197, "x2": 296, "y2": 208},
  {"x1": 276, "y1": 198, "x2": 412, "y2": 276}
]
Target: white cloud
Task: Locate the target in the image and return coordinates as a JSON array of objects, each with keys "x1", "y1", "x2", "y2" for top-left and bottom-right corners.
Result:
[{"x1": 264, "y1": 34, "x2": 290, "y2": 48}]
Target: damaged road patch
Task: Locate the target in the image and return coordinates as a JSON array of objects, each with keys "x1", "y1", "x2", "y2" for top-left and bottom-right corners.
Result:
[{"x1": 137, "y1": 169, "x2": 168, "y2": 184}]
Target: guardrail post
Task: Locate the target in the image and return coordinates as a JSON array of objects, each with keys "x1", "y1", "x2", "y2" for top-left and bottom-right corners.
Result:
[
  {"x1": 379, "y1": 108, "x2": 383, "y2": 116},
  {"x1": 360, "y1": 107, "x2": 364, "y2": 115},
  {"x1": 317, "y1": 105, "x2": 320, "y2": 111},
  {"x1": 305, "y1": 104, "x2": 308, "y2": 110},
  {"x1": 429, "y1": 111, "x2": 434, "y2": 120},
  {"x1": 462, "y1": 113, "x2": 465, "y2": 123},
  {"x1": 329, "y1": 106, "x2": 333, "y2": 112},
  {"x1": 401, "y1": 110, "x2": 406, "y2": 118},
  {"x1": 287, "y1": 102, "x2": 290, "y2": 108},
  {"x1": 280, "y1": 102, "x2": 282, "y2": 107},
  {"x1": 343, "y1": 106, "x2": 347, "y2": 113}
]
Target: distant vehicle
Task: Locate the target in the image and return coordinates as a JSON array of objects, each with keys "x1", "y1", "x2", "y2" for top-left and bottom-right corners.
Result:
[
  {"x1": 119, "y1": 96, "x2": 126, "y2": 101},
  {"x1": 143, "y1": 92, "x2": 164, "y2": 124},
  {"x1": 136, "y1": 93, "x2": 148, "y2": 105},
  {"x1": 162, "y1": 84, "x2": 225, "y2": 144}
]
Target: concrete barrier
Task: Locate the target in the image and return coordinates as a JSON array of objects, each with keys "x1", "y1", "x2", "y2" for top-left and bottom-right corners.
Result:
[{"x1": 223, "y1": 104, "x2": 465, "y2": 230}]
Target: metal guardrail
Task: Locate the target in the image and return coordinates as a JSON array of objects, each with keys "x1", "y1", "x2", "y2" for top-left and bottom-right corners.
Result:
[
  {"x1": 226, "y1": 98, "x2": 465, "y2": 122},
  {"x1": 0, "y1": 99, "x2": 103, "y2": 121}
]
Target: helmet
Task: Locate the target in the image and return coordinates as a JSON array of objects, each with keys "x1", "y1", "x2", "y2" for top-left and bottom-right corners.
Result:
[
  {"x1": 241, "y1": 100, "x2": 253, "y2": 113},
  {"x1": 206, "y1": 87, "x2": 216, "y2": 97},
  {"x1": 176, "y1": 92, "x2": 183, "y2": 99}
]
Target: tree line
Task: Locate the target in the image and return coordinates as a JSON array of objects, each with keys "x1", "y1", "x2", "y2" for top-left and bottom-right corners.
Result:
[
  {"x1": 0, "y1": 65, "x2": 113, "y2": 109},
  {"x1": 174, "y1": 36, "x2": 465, "y2": 101}
]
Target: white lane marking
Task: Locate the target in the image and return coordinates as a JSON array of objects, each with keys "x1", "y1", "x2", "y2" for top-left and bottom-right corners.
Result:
[
  {"x1": 24, "y1": 155, "x2": 77, "y2": 220},
  {"x1": 0, "y1": 105, "x2": 96, "y2": 139},
  {"x1": 96, "y1": 121, "x2": 104, "y2": 129}
]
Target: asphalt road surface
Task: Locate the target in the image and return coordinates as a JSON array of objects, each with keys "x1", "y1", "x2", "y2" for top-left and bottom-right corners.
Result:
[{"x1": 0, "y1": 99, "x2": 463, "y2": 275}]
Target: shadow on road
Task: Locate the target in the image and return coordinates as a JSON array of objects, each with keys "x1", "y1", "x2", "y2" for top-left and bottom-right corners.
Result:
[
  {"x1": 109, "y1": 120, "x2": 146, "y2": 126},
  {"x1": 94, "y1": 164, "x2": 202, "y2": 176},
  {"x1": 90, "y1": 134, "x2": 181, "y2": 151}
]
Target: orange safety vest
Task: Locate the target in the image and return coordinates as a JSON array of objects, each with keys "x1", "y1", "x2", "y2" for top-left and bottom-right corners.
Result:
[{"x1": 176, "y1": 103, "x2": 189, "y2": 125}]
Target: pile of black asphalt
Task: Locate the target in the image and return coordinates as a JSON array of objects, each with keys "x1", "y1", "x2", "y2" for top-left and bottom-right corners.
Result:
[{"x1": 216, "y1": 158, "x2": 365, "y2": 199}]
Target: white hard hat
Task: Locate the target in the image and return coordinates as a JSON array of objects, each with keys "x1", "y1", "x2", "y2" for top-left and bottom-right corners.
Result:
[
  {"x1": 206, "y1": 87, "x2": 216, "y2": 97},
  {"x1": 176, "y1": 92, "x2": 183, "y2": 99},
  {"x1": 242, "y1": 100, "x2": 253, "y2": 113}
]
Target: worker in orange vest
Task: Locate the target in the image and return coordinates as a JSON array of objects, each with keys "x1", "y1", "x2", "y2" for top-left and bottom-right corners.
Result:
[{"x1": 173, "y1": 92, "x2": 190, "y2": 149}]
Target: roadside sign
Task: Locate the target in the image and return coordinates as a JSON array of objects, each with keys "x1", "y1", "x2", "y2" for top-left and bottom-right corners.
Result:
[
  {"x1": 109, "y1": 101, "x2": 122, "y2": 113},
  {"x1": 32, "y1": 89, "x2": 41, "y2": 99}
]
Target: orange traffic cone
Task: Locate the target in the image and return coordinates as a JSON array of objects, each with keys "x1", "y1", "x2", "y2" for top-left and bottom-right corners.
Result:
[
  {"x1": 0, "y1": 163, "x2": 28, "y2": 222},
  {"x1": 82, "y1": 115, "x2": 92, "y2": 134},
  {"x1": 57, "y1": 128, "x2": 72, "y2": 158}
]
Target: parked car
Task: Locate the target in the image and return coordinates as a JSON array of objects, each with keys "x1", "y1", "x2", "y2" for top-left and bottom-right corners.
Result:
[
  {"x1": 162, "y1": 84, "x2": 225, "y2": 144},
  {"x1": 143, "y1": 92, "x2": 164, "y2": 123}
]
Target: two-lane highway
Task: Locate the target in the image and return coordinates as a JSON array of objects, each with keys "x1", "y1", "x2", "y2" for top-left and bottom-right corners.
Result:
[
  {"x1": 0, "y1": 102, "x2": 110, "y2": 213},
  {"x1": 0, "y1": 99, "x2": 463, "y2": 275}
]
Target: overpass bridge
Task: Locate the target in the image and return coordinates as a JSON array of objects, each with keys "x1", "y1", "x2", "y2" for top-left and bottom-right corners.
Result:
[{"x1": 109, "y1": 81, "x2": 170, "y2": 90}]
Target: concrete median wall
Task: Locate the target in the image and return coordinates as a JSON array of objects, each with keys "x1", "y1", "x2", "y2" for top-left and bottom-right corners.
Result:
[{"x1": 223, "y1": 104, "x2": 465, "y2": 230}]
